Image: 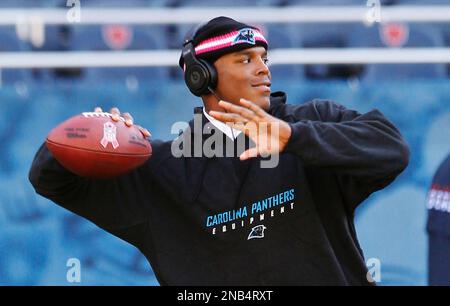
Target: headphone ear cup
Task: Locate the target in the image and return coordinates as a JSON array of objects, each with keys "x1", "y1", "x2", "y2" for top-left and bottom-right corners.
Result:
[
  {"x1": 185, "y1": 63, "x2": 210, "y2": 97},
  {"x1": 200, "y1": 59, "x2": 218, "y2": 90}
]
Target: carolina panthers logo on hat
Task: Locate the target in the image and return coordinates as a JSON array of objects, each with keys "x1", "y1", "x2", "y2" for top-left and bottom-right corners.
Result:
[
  {"x1": 232, "y1": 28, "x2": 255, "y2": 46},
  {"x1": 247, "y1": 224, "x2": 267, "y2": 240}
]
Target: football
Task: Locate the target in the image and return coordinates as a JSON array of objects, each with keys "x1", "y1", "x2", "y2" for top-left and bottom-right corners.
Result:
[{"x1": 46, "y1": 112, "x2": 152, "y2": 178}]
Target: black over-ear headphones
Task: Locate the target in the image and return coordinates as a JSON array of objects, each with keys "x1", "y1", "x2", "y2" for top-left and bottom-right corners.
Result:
[{"x1": 182, "y1": 23, "x2": 218, "y2": 97}]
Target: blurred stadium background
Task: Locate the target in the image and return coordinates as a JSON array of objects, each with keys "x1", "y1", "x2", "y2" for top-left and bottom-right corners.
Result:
[{"x1": 0, "y1": 0, "x2": 449, "y2": 285}]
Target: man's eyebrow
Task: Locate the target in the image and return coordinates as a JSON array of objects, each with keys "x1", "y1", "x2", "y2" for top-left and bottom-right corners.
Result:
[{"x1": 233, "y1": 50, "x2": 268, "y2": 57}]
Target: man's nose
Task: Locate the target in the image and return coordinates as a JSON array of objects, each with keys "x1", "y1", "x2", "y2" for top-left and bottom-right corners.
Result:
[{"x1": 256, "y1": 58, "x2": 270, "y2": 76}]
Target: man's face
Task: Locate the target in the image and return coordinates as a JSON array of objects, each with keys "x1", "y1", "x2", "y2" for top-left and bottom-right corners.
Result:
[{"x1": 212, "y1": 46, "x2": 271, "y2": 111}]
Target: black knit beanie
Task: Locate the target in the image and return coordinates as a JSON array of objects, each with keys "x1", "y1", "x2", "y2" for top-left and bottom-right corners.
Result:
[{"x1": 179, "y1": 16, "x2": 268, "y2": 70}]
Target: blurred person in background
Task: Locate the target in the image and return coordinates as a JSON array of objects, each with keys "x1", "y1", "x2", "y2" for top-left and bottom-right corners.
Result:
[{"x1": 427, "y1": 154, "x2": 450, "y2": 286}]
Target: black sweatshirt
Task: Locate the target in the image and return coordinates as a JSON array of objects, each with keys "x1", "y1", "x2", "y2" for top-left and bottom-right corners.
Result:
[{"x1": 29, "y1": 92, "x2": 410, "y2": 285}]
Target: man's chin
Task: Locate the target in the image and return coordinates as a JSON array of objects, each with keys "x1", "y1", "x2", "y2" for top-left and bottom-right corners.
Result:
[{"x1": 253, "y1": 96, "x2": 271, "y2": 111}]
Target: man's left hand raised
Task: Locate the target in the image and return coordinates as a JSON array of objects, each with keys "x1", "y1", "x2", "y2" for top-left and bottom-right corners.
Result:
[{"x1": 209, "y1": 98, "x2": 292, "y2": 161}]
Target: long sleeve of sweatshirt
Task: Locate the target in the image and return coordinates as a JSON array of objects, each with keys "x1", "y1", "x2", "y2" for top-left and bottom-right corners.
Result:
[
  {"x1": 281, "y1": 99, "x2": 410, "y2": 211},
  {"x1": 28, "y1": 143, "x2": 159, "y2": 247}
]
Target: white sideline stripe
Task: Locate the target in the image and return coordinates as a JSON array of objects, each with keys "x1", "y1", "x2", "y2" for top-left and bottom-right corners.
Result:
[
  {"x1": 0, "y1": 48, "x2": 449, "y2": 68},
  {"x1": 0, "y1": 6, "x2": 449, "y2": 25},
  {"x1": 0, "y1": 50, "x2": 180, "y2": 68},
  {"x1": 269, "y1": 48, "x2": 450, "y2": 64}
]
